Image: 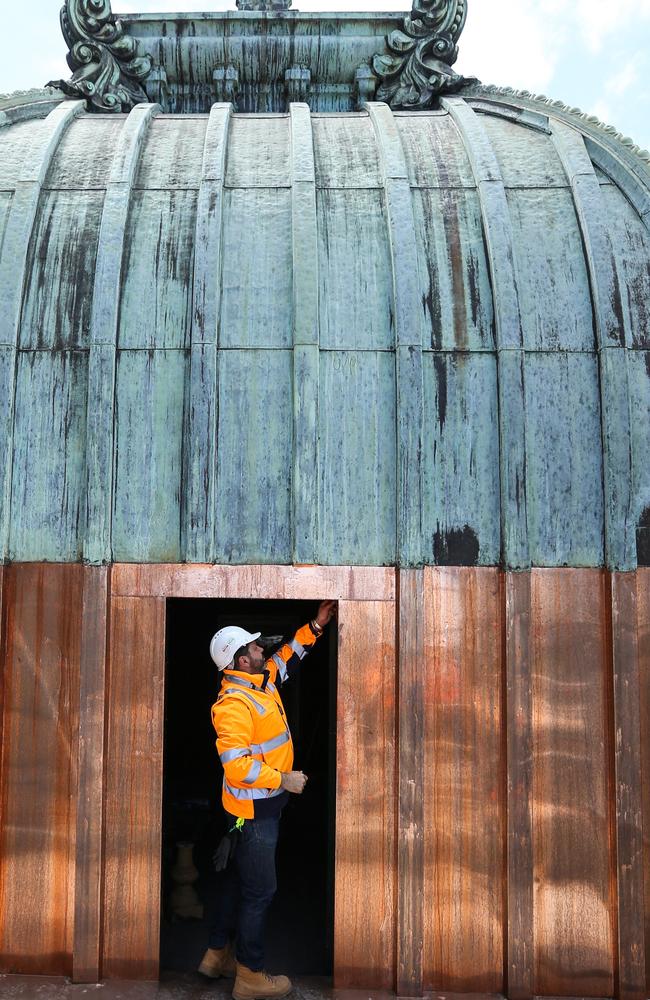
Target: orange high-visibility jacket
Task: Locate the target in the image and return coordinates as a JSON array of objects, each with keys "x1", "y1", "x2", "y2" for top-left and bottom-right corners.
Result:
[{"x1": 211, "y1": 622, "x2": 322, "y2": 819}]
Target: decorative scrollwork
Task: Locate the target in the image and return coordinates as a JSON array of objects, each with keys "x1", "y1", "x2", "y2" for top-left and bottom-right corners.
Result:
[
  {"x1": 373, "y1": 0, "x2": 469, "y2": 110},
  {"x1": 46, "y1": 0, "x2": 153, "y2": 113}
]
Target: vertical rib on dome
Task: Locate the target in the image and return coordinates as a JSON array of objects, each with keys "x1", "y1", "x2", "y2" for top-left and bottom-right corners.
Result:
[
  {"x1": 84, "y1": 103, "x2": 161, "y2": 565},
  {"x1": 185, "y1": 102, "x2": 232, "y2": 563},
  {"x1": 367, "y1": 101, "x2": 425, "y2": 565},
  {"x1": 442, "y1": 96, "x2": 530, "y2": 569},
  {"x1": 551, "y1": 121, "x2": 636, "y2": 570},
  {"x1": 0, "y1": 100, "x2": 84, "y2": 560},
  {"x1": 290, "y1": 103, "x2": 320, "y2": 563}
]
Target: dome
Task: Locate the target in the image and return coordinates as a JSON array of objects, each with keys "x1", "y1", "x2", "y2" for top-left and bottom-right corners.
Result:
[{"x1": 0, "y1": 86, "x2": 648, "y2": 569}]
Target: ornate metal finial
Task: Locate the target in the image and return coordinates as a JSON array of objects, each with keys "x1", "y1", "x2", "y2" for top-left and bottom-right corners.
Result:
[
  {"x1": 47, "y1": 0, "x2": 153, "y2": 113},
  {"x1": 373, "y1": 0, "x2": 469, "y2": 110}
]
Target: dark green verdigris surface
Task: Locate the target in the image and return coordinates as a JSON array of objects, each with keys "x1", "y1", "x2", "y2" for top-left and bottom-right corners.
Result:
[{"x1": 0, "y1": 83, "x2": 648, "y2": 569}]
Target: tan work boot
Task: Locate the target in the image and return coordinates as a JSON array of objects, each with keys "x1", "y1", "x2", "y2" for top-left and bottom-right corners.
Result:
[
  {"x1": 232, "y1": 962, "x2": 292, "y2": 1000},
  {"x1": 198, "y1": 942, "x2": 236, "y2": 978}
]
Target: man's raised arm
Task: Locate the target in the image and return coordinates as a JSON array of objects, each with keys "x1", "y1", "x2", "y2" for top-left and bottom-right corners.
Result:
[{"x1": 266, "y1": 600, "x2": 336, "y2": 683}]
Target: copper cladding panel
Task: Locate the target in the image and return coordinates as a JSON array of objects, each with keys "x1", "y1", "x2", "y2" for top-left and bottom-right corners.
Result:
[
  {"x1": 0, "y1": 564, "x2": 82, "y2": 975},
  {"x1": 531, "y1": 569, "x2": 614, "y2": 996},
  {"x1": 334, "y1": 600, "x2": 396, "y2": 990},
  {"x1": 111, "y1": 563, "x2": 395, "y2": 602},
  {"x1": 638, "y1": 568, "x2": 650, "y2": 993},
  {"x1": 422, "y1": 567, "x2": 505, "y2": 992},
  {"x1": 102, "y1": 595, "x2": 166, "y2": 980},
  {"x1": 0, "y1": 562, "x2": 647, "y2": 991}
]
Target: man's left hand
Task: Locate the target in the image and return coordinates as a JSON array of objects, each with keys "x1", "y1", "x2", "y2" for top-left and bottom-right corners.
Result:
[{"x1": 315, "y1": 600, "x2": 336, "y2": 628}]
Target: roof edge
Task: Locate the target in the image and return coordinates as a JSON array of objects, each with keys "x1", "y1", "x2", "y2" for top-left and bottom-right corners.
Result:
[
  {"x1": 462, "y1": 82, "x2": 650, "y2": 176},
  {"x1": 0, "y1": 88, "x2": 65, "y2": 126}
]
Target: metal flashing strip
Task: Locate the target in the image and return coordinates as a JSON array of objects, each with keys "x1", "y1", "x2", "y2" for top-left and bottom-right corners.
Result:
[
  {"x1": 0, "y1": 90, "x2": 67, "y2": 128},
  {"x1": 608, "y1": 571, "x2": 646, "y2": 1000},
  {"x1": 289, "y1": 103, "x2": 320, "y2": 563},
  {"x1": 0, "y1": 99, "x2": 84, "y2": 561},
  {"x1": 184, "y1": 103, "x2": 232, "y2": 563},
  {"x1": 463, "y1": 83, "x2": 650, "y2": 175},
  {"x1": 504, "y1": 571, "x2": 534, "y2": 1000},
  {"x1": 366, "y1": 101, "x2": 424, "y2": 566},
  {"x1": 84, "y1": 103, "x2": 160, "y2": 565},
  {"x1": 550, "y1": 120, "x2": 635, "y2": 571},
  {"x1": 442, "y1": 96, "x2": 530, "y2": 570},
  {"x1": 582, "y1": 135, "x2": 650, "y2": 230},
  {"x1": 73, "y1": 564, "x2": 110, "y2": 982},
  {"x1": 465, "y1": 97, "x2": 552, "y2": 134},
  {"x1": 395, "y1": 568, "x2": 425, "y2": 995}
]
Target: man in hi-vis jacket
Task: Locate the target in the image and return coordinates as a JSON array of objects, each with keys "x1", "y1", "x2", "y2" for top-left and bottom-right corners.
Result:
[{"x1": 198, "y1": 600, "x2": 336, "y2": 1000}]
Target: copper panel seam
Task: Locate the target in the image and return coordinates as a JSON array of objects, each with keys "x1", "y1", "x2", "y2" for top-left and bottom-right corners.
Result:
[
  {"x1": 72, "y1": 565, "x2": 111, "y2": 983},
  {"x1": 608, "y1": 571, "x2": 646, "y2": 1000},
  {"x1": 531, "y1": 569, "x2": 614, "y2": 998}
]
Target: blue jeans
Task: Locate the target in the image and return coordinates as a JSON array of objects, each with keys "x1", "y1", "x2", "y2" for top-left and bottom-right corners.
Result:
[{"x1": 208, "y1": 815, "x2": 280, "y2": 971}]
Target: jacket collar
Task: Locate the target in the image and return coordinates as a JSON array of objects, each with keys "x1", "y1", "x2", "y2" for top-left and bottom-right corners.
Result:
[{"x1": 222, "y1": 667, "x2": 270, "y2": 692}]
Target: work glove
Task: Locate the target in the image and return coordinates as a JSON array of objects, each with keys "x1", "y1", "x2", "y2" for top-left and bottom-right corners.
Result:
[
  {"x1": 257, "y1": 634, "x2": 285, "y2": 657},
  {"x1": 213, "y1": 832, "x2": 238, "y2": 872}
]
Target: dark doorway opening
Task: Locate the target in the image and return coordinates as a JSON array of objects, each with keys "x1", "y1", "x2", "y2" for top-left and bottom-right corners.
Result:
[{"x1": 161, "y1": 598, "x2": 336, "y2": 979}]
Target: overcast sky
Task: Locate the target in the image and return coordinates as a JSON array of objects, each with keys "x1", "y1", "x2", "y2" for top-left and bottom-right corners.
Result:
[{"x1": 2, "y1": 0, "x2": 649, "y2": 152}]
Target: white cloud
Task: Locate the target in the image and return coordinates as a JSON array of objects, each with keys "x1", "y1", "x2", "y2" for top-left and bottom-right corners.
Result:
[
  {"x1": 457, "y1": 0, "x2": 564, "y2": 91},
  {"x1": 1, "y1": 0, "x2": 648, "y2": 150},
  {"x1": 606, "y1": 53, "x2": 644, "y2": 98},
  {"x1": 592, "y1": 99, "x2": 614, "y2": 125},
  {"x1": 575, "y1": 0, "x2": 650, "y2": 53}
]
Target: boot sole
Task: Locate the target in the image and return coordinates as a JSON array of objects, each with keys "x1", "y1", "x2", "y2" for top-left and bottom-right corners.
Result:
[
  {"x1": 199, "y1": 964, "x2": 236, "y2": 979},
  {"x1": 232, "y1": 986, "x2": 292, "y2": 1000}
]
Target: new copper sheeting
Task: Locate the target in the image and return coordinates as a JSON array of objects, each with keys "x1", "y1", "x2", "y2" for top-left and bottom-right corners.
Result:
[
  {"x1": 639, "y1": 569, "x2": 650, "y2": 994},
  {"x1": 102, "y1": 594, "x2": 167, "y2": 980},
  {"x1": 530, "y1": 570, "x2": 613, "y2": 996},
  {"x1": 422, "y1": 567, "x2": 504, "y2": 993},
  {"x1": 0, "y1": 564, "x2": 83, "y2": 976},
  {"x1": 0, "y1": 564, "x2": 647, "y2": 994}
]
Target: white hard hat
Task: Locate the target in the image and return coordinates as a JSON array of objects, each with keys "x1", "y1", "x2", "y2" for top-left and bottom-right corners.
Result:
[{"x1": 209, "y1": 625, "x2": 261, "y2": 671}]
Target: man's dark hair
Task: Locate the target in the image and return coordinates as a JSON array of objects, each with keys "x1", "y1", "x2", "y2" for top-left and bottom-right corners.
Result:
[{"x1": 232, "y1": 644, "x2": 249, "y2": 670}]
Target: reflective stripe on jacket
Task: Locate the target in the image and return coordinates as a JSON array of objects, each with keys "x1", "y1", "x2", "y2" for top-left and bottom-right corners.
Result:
[{"x1": 211, "y1": 621, "x2": 320, "y2": 819}]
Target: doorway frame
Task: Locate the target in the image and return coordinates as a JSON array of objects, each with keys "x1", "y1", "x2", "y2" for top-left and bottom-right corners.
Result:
[{"x1": 91, "y1": 563, "x2": 397, "y2": 987}]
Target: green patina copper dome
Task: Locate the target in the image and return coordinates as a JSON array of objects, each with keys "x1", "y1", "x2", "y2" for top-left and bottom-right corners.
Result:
[{"x1": 0, "y1": 14, "x2": 649, "y2": 571}]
